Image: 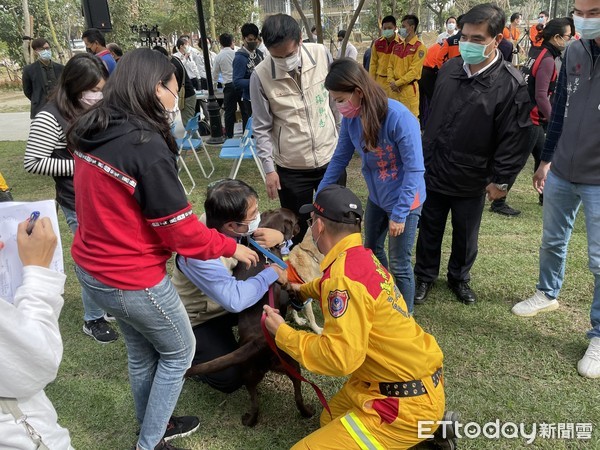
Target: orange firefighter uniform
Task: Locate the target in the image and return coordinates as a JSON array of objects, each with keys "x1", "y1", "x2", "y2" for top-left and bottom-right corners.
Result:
[
  {"x1": 529, "y1": 24, "x2": 543, "y2": 47},
  {"x1": 275, "y1": 233, "x2": 445, "y2": 449},
  {"x1": 369, "y1": 35, "x2": 401, "y2": 93},
  {"x1": 387, "y1": 36, "x2": 427, "y2": 118}
]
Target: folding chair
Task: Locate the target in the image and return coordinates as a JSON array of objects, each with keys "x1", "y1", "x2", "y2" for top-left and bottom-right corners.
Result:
[
  {"x1": 218, "y1": 117, "x2": 265, "y2": 182},
  {"x1": 176, "y1": 112, "x2": 215, "y2": 179}
]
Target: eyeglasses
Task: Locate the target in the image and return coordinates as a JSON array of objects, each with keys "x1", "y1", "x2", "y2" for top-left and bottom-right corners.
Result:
[
  {"x1": 236, "y1": 212, "x2": 260, "y2": 225},
  {"x1": 307, "y1": 217, "x2": 314, "y2": 228}
]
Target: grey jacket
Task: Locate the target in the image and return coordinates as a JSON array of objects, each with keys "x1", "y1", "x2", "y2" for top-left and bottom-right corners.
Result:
[{"x1": 551, "y1": 40, "x2": 600, "y2": 185}]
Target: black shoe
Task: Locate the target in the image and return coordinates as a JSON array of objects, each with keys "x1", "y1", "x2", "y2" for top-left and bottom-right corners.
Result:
[
  {"x1": 414, "y1": 280, "x2": 433, "y2": 305},
  {"x1": 164, "y1": 416, "x2": 200, "y2": 441},
  {"x1": 448, "y1": 280, "x2": 476, "y2": 305},
  {"x1": 490, "y1": 202, "x2": 521, "y2": 216},
  {"x1": 432, "y1": 411, "x2": 460, "y2": 449},
  {"x1": 83, "y1": 318, "x2": 118, "y2": 343}
]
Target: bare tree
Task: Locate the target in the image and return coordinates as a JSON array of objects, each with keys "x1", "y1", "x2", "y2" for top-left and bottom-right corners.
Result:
[
  {"x1": 291, "y1": 0, "x2": 312, "y2": 39},
  {"x1": 340, "y1": 0, "x2": 367, "y2": 56}
]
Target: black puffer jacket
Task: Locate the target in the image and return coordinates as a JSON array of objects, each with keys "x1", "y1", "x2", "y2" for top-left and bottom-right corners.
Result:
[{"x1": 422, "y1": 55, "x2": 532, "y2": 196}]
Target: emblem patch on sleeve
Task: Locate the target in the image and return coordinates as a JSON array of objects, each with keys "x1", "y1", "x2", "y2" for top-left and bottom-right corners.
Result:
[
  {"x1": 418, "y1": 50, "x2": 425, "y2": 58},
  {"x1": 327, "y1": 290, "x2": 350, "y2": 318}
]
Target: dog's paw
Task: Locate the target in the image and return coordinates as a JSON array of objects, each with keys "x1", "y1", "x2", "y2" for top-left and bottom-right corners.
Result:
[
  {"x1": 299, "y1": 403, "x2": 315, "y2": 418},
  {"x1": 311, "y1": 325, "x2": 323, "y2": 335},
  {"x1": 242, "y1": 412, "x2": 259, "y2": 427},
  {"x1": 294, "y1": 316, "x2": 308, "y2": 326}
]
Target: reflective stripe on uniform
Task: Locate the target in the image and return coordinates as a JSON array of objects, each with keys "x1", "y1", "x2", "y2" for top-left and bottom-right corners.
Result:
[{"x1": 340, "y1": 412, "x2": 385, "y2": 450}]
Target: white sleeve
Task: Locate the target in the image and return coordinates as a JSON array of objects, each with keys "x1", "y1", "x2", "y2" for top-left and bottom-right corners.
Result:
[{"x1": 0, "y1": 266, "x2": 66, "y2": 398}]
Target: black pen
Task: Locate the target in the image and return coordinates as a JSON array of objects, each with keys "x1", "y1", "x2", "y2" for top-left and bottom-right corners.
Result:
[{"x1": 26, "y1": 211, "x2": 41, "y2": 235}]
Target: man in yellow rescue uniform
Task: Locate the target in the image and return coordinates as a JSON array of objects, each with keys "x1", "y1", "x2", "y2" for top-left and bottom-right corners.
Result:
[
  {"x1": 387, "y1": 14, "x2": 427, "y2": 118},
  {"x1": 369, "y1": 15, "x2": 400, "y2": 93},
  {"x1": 264, "y1": 185, "x2": 457, "y2": 449}
]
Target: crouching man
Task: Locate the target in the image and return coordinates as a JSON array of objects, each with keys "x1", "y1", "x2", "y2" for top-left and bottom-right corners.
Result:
[{"x1": 264, "y1": 184, "x2": 454, "y2": 449}]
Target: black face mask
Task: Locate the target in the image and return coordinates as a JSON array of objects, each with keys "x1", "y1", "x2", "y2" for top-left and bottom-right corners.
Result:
[
  {"x1": 247, "y1": 42, "x2": 258, "y2": 51},
  {"x1": 86, "y1": 47, "x2": 94, "y2": 54}
]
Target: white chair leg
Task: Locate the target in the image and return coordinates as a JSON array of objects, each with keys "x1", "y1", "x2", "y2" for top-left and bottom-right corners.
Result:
[{"x1": 177, "y1": 154, "x2": 196, "y2": 195}]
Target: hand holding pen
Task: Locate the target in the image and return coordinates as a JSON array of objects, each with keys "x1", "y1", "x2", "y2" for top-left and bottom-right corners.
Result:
[{"x1": 18, "y1": 215, "x2": 57, "y2": 268}]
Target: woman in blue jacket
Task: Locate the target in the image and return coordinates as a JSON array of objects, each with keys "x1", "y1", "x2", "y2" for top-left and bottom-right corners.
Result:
[{"x1": 318, "y1": 58, "x2": 425, "y2": 313}]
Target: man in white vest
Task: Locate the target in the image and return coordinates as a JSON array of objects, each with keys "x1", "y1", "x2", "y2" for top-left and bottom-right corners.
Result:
[{"x1": 250, "y1": 13, "x2": 344, "y2": 245}]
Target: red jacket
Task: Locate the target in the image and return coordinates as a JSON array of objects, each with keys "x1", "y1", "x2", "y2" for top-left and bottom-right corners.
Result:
[{"x1": 71, "y1": 118, "x2": 236, "y2": 290}]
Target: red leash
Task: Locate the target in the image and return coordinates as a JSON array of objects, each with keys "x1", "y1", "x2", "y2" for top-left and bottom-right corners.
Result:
[{"x1": 261, "y1": 285, "x2": 332, "y2": 418}]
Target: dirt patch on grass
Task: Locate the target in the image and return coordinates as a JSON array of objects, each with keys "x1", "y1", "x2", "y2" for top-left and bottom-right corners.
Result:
[{"x1": 0, "y1": 89, "x2": 29, "y2": 113}]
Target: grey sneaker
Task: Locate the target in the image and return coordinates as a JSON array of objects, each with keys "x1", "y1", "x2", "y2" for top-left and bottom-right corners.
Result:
[
  {"x1": 83, "y1": 318, "x2": 118, "y2": 343},
  {"x1": 512, "y1": 290, "x2": 559, "y2": 317}
]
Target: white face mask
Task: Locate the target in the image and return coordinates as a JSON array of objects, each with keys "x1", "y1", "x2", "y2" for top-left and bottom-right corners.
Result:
[
  {"x1": 80, "y1": 90, "x2": 103, "y2": 107},
  {"x1": 447, "y1": 23, "x2": 456, "y2": 32},
  {"x1": 234, "y1": 212, "x2": 261, "y2": 236},
  {"x1": 273, "y1": 48, "x2": 300, "y2": 72}
]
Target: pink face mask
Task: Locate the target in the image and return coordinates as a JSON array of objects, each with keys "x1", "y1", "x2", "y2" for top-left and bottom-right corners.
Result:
[
  {"x1": 335, "y1": 92, "x2": 361, "y2": 118},
  {"x1": 80, "y1": 90, "x2": 103, "y2": 107}
]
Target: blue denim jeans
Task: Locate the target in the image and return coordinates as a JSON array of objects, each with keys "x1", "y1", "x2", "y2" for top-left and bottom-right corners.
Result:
[
  {"x1": 537, "y1": 171, "x2": 600, "y2": 339},
  {"x1": 59, "y1": 205, "x2": 105, "y2": 322},
  {"x1": 364, "y1": 200, "x2": 421, "y2": 313},
  {"x1": 75, "y1": 267, "x2": 195, "y2": 450}
]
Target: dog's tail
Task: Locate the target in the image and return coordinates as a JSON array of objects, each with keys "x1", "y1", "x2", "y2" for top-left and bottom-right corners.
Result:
[{"x1": 185, "y1": 338, "x2": 265, "y2": 377}]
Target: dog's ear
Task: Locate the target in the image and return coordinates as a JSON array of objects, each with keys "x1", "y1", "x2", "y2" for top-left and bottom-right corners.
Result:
[{"x1": 281, "y1": 209, "x2": 300, "y2": 240}]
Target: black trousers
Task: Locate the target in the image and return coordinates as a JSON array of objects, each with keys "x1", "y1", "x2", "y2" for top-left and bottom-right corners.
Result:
[
  {"x1": 276, "y1": 164, "x2": 347, "y2": 246},
  {"x1": 222, "y1": 83, "x2": 241, "y2": 138},
  {"x1": 191, "y1": 313, "x2": 242, "y2": 394},
  {"x1": 241, "y1": 99, "x2": 252, "y2": 131},
  {"x1": 414, "y1": 189, "x2": 486, "y2": 283}
]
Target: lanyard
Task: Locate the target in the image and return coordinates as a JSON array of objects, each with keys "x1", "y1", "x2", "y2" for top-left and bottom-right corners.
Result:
[{"x1": 247, "y1": 236, "x2": 287, "y2": 269}]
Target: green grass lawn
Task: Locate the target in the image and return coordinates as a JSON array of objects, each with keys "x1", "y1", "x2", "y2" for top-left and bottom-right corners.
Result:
[{"x1": 1, "y1": 140, "x2": 598, "y2": 449}]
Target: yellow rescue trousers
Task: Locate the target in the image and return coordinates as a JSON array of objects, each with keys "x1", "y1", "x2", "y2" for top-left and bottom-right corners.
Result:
[{"x1": 292, "y1": 374, "x2": 445, "y2": 449}]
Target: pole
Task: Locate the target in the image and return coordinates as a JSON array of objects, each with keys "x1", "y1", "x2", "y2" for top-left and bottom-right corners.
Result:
[
  {"x1": 552, "y1": 0, "x2": 558, "y2": 18},
  {"x1": 194, "y1": 0, "x2": 224, "y2": 144}
]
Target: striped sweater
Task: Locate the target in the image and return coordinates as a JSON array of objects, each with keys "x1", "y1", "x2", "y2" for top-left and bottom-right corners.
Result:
[{"x1": 24, "y1": 105, "x2": 76, "y2": 209}]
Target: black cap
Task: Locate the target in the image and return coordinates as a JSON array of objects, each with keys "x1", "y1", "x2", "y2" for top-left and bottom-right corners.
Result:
[{"x1": 299, "y1": 184, "x2": 363, "y2": 224}]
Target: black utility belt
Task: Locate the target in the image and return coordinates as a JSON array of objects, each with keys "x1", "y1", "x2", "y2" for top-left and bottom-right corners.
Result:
[{"x1": 378, "y1": 367, "x2": 442, "y2": 398}]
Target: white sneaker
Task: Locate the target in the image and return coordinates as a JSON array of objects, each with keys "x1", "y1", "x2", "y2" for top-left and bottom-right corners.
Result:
[
  {"x1": 511, "y1": 290, "x2": 559, "y2": 317},
  {"x1": 577, "y1": 337, "x2": 600, "y2": 379}
]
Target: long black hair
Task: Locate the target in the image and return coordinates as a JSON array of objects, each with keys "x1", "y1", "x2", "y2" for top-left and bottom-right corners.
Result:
[
  {"x1": 51, "y1": 53, "x2": 107, "y2": 123},
  {"x1": 69, "y1": 48, "x2": 177, "y2": 154}
]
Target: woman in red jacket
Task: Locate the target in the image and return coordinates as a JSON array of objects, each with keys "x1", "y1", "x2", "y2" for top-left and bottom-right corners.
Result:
[{"x1": 69, "y1": 48, "x2": 257, "y2": 450}]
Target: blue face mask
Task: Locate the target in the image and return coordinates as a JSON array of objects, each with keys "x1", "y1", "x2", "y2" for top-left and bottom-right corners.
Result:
[
  {"x1": 38, "y1": 49, "x2": 51, "y2": 61},
  {"x1": 399, "y1": 27, "x2": 408, "y2": 39},
  {"x1": 382, "y1": 29, "x2": 395, "y2": 39},
  {"x1": 573, "y1": 15, "x2": 600, "y2": 40},
  {"x1": 459, "y1": 40, "x2": 495, "y2": 65}
]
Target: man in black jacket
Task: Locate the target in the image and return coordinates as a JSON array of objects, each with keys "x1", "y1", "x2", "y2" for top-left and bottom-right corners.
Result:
[
  {"x1": 22, "y1": 38, "x2": 64, "y2": 119},
  {"x1": 414, "y1": 3, "x2": 531, "y2": 306}
]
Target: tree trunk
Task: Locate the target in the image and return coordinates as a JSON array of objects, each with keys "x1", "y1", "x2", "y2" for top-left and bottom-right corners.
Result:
[
  {"x1": 312, "y1": 0, "x2": 323, "y2": 43},
  {"x1": 291, "y1": 0, "x2": 311, "y2": 40},
  {"x1": 376, "y1": 0, "x2": 382, "y2": 35},
  {"x1": 43, "y1": 0, "x2": 66, "y2": 63},
  {"x1": 341, "y1": 0, "x2": 367, "y2": 58},
  {"x1": 22, "y1": 0, "x2": 32, "y2": 64}
]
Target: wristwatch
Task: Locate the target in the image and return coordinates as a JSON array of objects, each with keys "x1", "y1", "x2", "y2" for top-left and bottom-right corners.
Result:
[{"x1": 494, "y1": 183, "x2": 508, "y2": 191}]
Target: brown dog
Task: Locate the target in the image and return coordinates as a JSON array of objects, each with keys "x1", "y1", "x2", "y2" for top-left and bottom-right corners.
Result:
[{"x1": 185, "y1": 208, "x2": 315, "y2": 427}]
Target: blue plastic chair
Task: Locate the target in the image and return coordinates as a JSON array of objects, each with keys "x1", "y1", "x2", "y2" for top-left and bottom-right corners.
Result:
[
  {"x1": 176, "y1": 113, "x2": 214, "y2": 182},
  {"x1": 218, "y1": 117, "x2": 265, "y2": 182}
]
